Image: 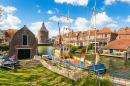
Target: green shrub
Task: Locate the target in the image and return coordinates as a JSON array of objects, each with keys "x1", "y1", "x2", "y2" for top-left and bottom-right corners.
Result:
[
  {"x1": 105, "y1": 52, "x2": 109, "y2": 54},
  {"x1": 64, "y1": 44, "x2": 72, "y2": 47},
  {"x1": 118, "y1": 53, "x2": 122, "y2": 55},
  {"x1": 116, "y1": 53, "x2": 122, "y2": 56},
  {"x1": 70, "y1": 46, "x2": 76, "y2": 53},
  {"x1": 80, "y1": 47, "x2": 86, "y2": 53},
  {"x1": 88, "y1": 43, "x2": 92, "y2": 50},
  {"x1": 0, "y1": 45, "x2": 9, "y2": 51},
  {"x1": 78, "y1": 46, "x2": 83, "y2": 49},
  {"x1": 110, "y1": 53, "x2": 114, "y2": 55}
]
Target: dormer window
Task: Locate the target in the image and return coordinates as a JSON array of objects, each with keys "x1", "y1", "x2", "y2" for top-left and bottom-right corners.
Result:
[{"x1": 23, "y1": 35, "x2": 27, "y2": 45}]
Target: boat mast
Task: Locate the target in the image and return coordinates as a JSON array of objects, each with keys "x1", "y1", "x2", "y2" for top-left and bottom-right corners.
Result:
[
  {"x1": 60, "y1": 8, "x2": 76, "y2": 58},
  {"x1": 86, "y1": 2, "x2": 102, "y2": 54}
]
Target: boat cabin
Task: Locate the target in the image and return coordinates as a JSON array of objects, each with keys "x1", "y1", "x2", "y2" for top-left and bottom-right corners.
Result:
[{"x1": 54, "y1": 45, "x2": 70, "y2": 58}]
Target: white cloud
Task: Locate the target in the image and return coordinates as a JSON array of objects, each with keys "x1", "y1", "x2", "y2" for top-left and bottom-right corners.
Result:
[
  {"x1": 72, "y1": 17, "x2": 89, "y2": 31},
  {"x1": 104, "y1": 0, "x2": 130, "y2": 5},
  {"x1": 119, "y1": 0, "x2": 130, "y2": 5},
  {"x1": 104, "y1": 0, "x2": 116, "y2": 5},
  {"x1": 47, "y1": 10, "x2": 53, "y2": 14},
  {"x1": 47, "y1": 8, "x2": 59, "y2": 14},
  {"x1": 107, "y1": 23, "x2": 118, "y2": 27},
  {"x1": 125, "y1": 15, "x2": 130, "y2": 22},
  {"x1": 49, "y1": 15, "x2": 73, "y2": 23},
  {"x1": 38, "y1": 10, "x2": 41, "y2": 13},
  {"x1": 116, "y1": 16, "x2": 120, "y2": 19},
  {"x1": 0, "y1": 14, "x2": 21, "y2": 30},
  {"x1": 36, "y1": 5, "x2": 39, "y2": 7},
  {"x1": 11, "y1": 26, "x2": 20, "y2": 29},
  {"x1": 29, "y1": 21, "x2": 58, "y2": 38},
  {"x1": 2, "y1": 6, "x2": 17, "y2": 14},
  {"x1": 92, "y1": 12, "x2": 113, "y2": 26},
  {"x1": 54, "y1": 0, "x2": 89, "y2": 6}
]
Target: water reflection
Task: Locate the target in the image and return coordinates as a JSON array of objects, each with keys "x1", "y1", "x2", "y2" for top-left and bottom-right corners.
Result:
[{"x1": 38, "y1": 46, "x2": 130, "y2": 79}]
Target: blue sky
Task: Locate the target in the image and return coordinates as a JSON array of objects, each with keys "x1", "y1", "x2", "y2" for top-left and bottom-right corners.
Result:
[{"x1": 0, "y1": 0, "x2": 130, "y2": 38}]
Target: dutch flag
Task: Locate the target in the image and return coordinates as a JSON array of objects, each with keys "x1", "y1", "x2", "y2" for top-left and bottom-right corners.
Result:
[{"x1": 81, "y1": 54, "x2": 84, "y2": 65}]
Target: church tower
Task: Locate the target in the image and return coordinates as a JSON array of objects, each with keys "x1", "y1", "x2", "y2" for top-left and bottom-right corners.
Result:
[{"x1": 38, "y1": 22, "x2": 49, "y2": 44}]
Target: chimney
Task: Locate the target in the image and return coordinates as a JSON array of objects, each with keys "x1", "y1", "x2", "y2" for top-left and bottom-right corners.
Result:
[{"x1": 118, "y1": 35, "x2": 120, "y2": 40}]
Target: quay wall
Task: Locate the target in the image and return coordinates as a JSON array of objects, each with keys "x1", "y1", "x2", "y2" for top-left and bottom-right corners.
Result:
[{"x1": 40, "y1": 58, "x2": 89, "y2": 81}]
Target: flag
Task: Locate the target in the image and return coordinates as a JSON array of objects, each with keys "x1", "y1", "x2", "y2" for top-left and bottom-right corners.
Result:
[{"x1": 81, "y1": 54, "x2": 84, "y2": 65}]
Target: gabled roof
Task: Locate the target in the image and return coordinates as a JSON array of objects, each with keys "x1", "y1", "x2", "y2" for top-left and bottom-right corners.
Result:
[
  {"x1": 83, "y1": 30, "x2": 99, "y2": 36},
  {"x1": 116, "y1": 27, "x2": 130, "y2": 35},
  {"x1": 97, "y1": 27, "x2": 113, "y2": 34},
  {"x1": 102, "y1": 39, "x2": 130, "y2": 50}
]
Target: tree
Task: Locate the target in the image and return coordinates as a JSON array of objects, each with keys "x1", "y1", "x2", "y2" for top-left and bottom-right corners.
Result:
[
  {"x1": 88, "y1": 43, "x2": 92, "y2": 50},
  {"x1": 70, "y1": 46, "x2": 76, "y2": 53}
]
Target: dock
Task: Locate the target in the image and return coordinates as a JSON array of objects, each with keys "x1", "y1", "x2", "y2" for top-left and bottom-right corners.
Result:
[{"x1": 100, "y1": 54, "x2": 124, "y2": 58}]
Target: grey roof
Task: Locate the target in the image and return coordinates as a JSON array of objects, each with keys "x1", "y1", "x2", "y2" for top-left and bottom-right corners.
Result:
[{"x1": 41, "y1": 22, "x2": 47, "y2": 30}]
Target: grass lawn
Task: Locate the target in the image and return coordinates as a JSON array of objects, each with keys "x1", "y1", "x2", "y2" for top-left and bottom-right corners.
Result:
[{"x1": 0, "y1": 60, "x2": 115, "y2": 86}]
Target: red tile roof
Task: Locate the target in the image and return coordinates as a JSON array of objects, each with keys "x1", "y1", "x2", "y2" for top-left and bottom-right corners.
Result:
[
  {"x1": 72, "y1": 31, "x2": 81, "y2": 37},
  {"x1": 97, "y1": 27, "x2": 113, "y2": 34},
  {"x1": 103, "y1": 39, "x2": 130, "y2": 49},
  {"x1": 116, "y1": 27, "x2": 130, "y2": 35},
  {"x1": 116, "y1": 35, "x2": 130, "y2": 40},
  {"x1": 76, "y1": 40, "x2": 83, "y2": 42},
  {"x1": 83, "y1": 30, "x2": 99, "y2": 36},
  {"x1": 95, "y1": 38, "x2": 108, "y2": 41},
  {"x1": 70, "y1": 40, "x2": 76, "y2": 42}
]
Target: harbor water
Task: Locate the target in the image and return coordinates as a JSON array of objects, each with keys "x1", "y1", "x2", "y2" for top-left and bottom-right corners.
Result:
[{"x1": 38, "y1": 46, "x2": 130, "y2": 80}]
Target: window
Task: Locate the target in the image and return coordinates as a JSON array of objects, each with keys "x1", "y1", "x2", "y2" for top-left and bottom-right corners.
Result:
[
  {"x1": 105, "y1": 34, "x2": 107, "y2": 37},
  {"x1": 98, "y1": 35, "x2": 100, "y2": 38},
  {"x1": 120, "y1": 50, "x2": 123, "y2": 52},
  {"x1": 76, "y1": 33, "x2": 77, "y2": 35},
  {"x1": 86, "y1": 36, "x2": 88, "y2": 39},
  {"x1": 80, "y1": 37, "x2": 82, "y2": 40},
  {"x1": 101, "y1": 34, "x2": 103, "y2": 38},
  {"x1": 81, "y1": 33, "x2": 84, "y2": 36},
  {"x1": 71, "y1": 37, "x2": 72, "y2": 40},
  {"x1": 23, "y1": 35, "x2": 27, "y2": 45},
  {"x1": 116, "y1": 50, "x2": 119, "y2": 52}
]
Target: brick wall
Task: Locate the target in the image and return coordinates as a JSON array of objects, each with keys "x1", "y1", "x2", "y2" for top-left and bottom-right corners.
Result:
[{"x1": 9, "y1": 25, "x2": 38, "y2": 58}]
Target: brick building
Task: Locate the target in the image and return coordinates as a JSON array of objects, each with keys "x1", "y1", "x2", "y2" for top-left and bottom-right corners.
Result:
[
  {"x1": 0, "y1": 31, "x2": 5, "y2": 44},
  {"x1": 92, "y1": 27, "x2": 117, "y2": 50},
  {"x1": 4, "y1": 29, "x2": 18, "y2": 42},
  {"x1": 9, "y1": 25, "x2": 38, "y2": 59},
  {"x1": 102, "y1": 27, "x2": 130, "y2": 58},
  {"x1": 38, "y1": 22, "x2": 49, "y2": 45}
]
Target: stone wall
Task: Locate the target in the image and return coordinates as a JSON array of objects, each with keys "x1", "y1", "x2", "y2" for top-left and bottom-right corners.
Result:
[
  {"x1": 40, "y1": 59, "x2": 88, "y2": 81},
  {"x1": 9, "y1": 25, "x2": 37, "y2": 58}
]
